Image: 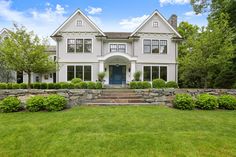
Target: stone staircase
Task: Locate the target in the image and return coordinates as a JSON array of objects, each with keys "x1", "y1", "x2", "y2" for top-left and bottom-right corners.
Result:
[{"x1": 85, "y1": 89, "x2": 148, "y2": 105}]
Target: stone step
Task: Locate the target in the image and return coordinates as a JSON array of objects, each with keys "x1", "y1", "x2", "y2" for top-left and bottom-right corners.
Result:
[
  {"x1": 102, "y1": 91, "x2": 135, "y2": 94},
  {"x1": 101, "y1": 93, "x2": 138, "y2": 97},
  {"x1": 90, "y1": 98, "x2": 145, "y2": 103}
]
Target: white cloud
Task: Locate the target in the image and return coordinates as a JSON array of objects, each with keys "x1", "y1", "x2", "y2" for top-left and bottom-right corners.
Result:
[
  {"x1": 0, "y1": 0, "x2": 68, "y2": 44},
  {"x1": 160, "y1": 0, "x2": 190, "y2": 6},
  {"x1": 119, "y1": 15, "x2": 149, "y2": 31},
  {"x1": 85, "y1": 6, "x2": 102, "y2": 15},
  {"x1": 184, "y1": 11, "x2": 202, "y2": 17}
]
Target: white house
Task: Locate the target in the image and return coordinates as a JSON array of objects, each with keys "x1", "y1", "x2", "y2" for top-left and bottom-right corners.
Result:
[{"x1": 51, "y1": 9, "x2": 181, "y2": 85}]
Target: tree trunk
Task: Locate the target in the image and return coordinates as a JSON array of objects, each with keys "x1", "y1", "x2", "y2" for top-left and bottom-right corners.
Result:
[
  {"x1": 204, "y1": 76, "x2": 208, "y2": 89},
  {"x1": 27, "y1": 72, "x2": 31, "y2": 89}
]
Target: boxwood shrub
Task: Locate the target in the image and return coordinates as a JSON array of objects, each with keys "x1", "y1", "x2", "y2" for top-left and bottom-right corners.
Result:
[
  {"x1": 173, "y1": 94, "x2": 195, "y2": 110},
  {"x1": 130, "y1": 82, "x2": 137, "y2": 89},
  {"x1": 54, "y1": 83, "x2": 61, "y2": 89},
  {"x1": 87, "y1": 82, "x2": 96, "y2": 89},
  {"x1": 218, "y1": 95, "x2": 236, "y2": 110},
  {"x1": 71, "y1": 78, "x2": 82, "y2": 84},
  {"x1": 166, "y1": 81, "x2": 178, "y2": 88},
  {"x1": 152, "y1": 79, "x2": 166, "y2": 88},
  {"x1": 78, "y1": 82, "x2": 87, "y2": 89},
  {"x1": 44, "y1": 94, "x2": 67, "y2": 111},
  {"x1": 40, "y1": 83, "x2": 48, "y2": 89},
  {"x1": 26, "y1": 95, "x2": 45, "y2": 112},
  {"x1": 60, "y1": 82, "x2": 69, "y2": 89},
  {"x1": 7, "y1": 83, "x2": 13, "y2": 89},
  {"x1": 48, "y1": 83, "x2": 55, "y2": 89},
  {"x1": 32, "y1": 83, "x2": 41, "y2": 89},
  {"x1": 0, "y1": 83, "x2": 7, "y2": 89},
  {"x1": 142, "y1": 81, "x2": 151, "y2": 89},
  {"x1": 20, "y1": 83, "x2": 27, "y2": 89},
  {"x1": 12, "y1": 83, "x2": 20, "y2": 89},
  {"x1": 136, "y1": 82, "x2": 143, "y2": 89},
  {"x1": 196, "y1": 94, "x2": 218, "y2": 110},
  {"x1": 0, "y1": 96, "x2": 21, "y2": 113},
  {"x1": 95, "y1": 82, "x2": 102, "y2": 89}
]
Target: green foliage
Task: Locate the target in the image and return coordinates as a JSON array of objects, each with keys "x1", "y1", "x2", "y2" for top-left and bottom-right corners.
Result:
[
  {"x1": 97, "y1": 72, "x2": 106, "y2": 82},
  {"x1": 218, "y1": 95, "x2": 236, "y2": 110},
  {"x1": 44, "y1": 94, "x2": 66, "y2": 111},
  {"x1": 136, "y1": 82, "x2": 143, "y2": 89},
  {"x1": 152, "y1": 79, "x2": 166, "y2": 88},
  {"x1": 232, "y1": 82, "x2": 236, "y2": 89},
  {"x1": 60, "y1": 82, "x2": 75, "y2": 89},
  {"x1": 78, "y1": 82, "x2": 87, "y2": 89},
  {"x1": 196, "y1": 94, "x2": 219, "y2": 110},
  {"x1": 0, "y1": 96, "x2": 21, "y2": 112},
  {"x1": 129, "y1": 81, "x2": 151, "y2": 89},
  {"x1": 40, "y1": 83, "x2": 48, "y2": 89},
  {"x1": 95, "y1": 82, "x2": 103, "y2": 89},
  {"x1": 48, "y1": 83, "x2": 55, "y2": 89},
  {"x1": 26, "y1": 96, "x2": 45, "y2": 112},
  {"x1": 129, "y1": 82, "x2": 137, "y2": 89},
  {"x1": 142, "y1": 81, "x2": 151, "y2": 89},
  {"x1": 87, "y1": 82, "x2": 96, "y2": 89},
  {"x1": 133, "y1": 71, "x2": 141, "y2": 81},
  {"x1": 173, "y1": 94, "x2": 195, "y2": 110},
  {"x1": 7, "y1": 83, "x2": 12, "y2": 89},
  {"x1": 20, "y1": 83, "x2": 27, "y2": 89},
  {"x1": 32, "y1": 83, "x2": 41, "y2": 89},
  {"x1": 54, "y1": 83, "x2": 61, "y2": 89},
  {"x1": 166, "y1": 81, "x2": 178, "y2": 88},
  {"x1": 71, "y1": 78, "x2": 82, "y2": 84},
  {"x1": 12, "y1": 83, "x2": 20, "y2": 89},
  {"x1": 0, "y1": 83, "x2": 7, "y2": 89}
]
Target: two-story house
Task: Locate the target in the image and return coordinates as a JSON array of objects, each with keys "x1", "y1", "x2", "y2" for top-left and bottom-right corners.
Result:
[{"x1": 51, "y1": 9, "x2": 181, "y2": 85}]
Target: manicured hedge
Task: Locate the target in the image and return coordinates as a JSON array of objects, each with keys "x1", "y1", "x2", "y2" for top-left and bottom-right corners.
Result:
[
  {"x1": 0, "y1": 96, "x2": 21, "y2": 113},
  {"x1": 129, "y1": 81, "x2": 151, "y2": 89},
  {"x1": 44, "y1": 94, "x2": 67, "y2": 111},
  {"x1": 166, "y1": 81, "x2": 178, "y2": 88},
  {"x1": 26, "y1": 95, "x2": 45, "y2": 112},
  {"x1": 196, "y1": 94, "x2": 219, "y2": 110},
  {"x1": 152, "y1": 79, "x2": 166, "y2": 88},
  {"x1": 218, "y1": 95, "x2": 236, "y2": 110},
  {"x1": 173, "y1": 94, "x2": 195, "y2": 110}
]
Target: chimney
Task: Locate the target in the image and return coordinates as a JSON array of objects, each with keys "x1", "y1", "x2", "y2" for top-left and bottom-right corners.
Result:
[{"x1": 168, "y1": 14, "x2": 177, "y2": 30}]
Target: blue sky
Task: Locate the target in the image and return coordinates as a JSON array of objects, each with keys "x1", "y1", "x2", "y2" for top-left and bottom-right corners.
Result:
[{"x1": 0, "y1": 0, "x2": 208, "y2": 43}]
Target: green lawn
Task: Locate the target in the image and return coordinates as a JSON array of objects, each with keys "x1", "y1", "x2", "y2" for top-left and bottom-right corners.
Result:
[{"x1": 0, "y1": 106, "x2": 235, "y2": 157}]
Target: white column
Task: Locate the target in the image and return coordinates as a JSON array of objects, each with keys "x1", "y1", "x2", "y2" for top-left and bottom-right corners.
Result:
[
  {"x1": 99, "y1": 60, "x2": 104, "y2": 72},
  {"x1": 130, "y1": 61, "x2": 136, "y2": 81}
]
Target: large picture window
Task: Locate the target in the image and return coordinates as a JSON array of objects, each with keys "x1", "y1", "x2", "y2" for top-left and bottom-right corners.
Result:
[
  {"x1": 67, "y1": 39, "x2": 92, "y2": 53},
  {"x1": 143, "y1": 66, "x2": 167, "y2": 81},
  {"x1": 143, "y1": 39, "x2": 167, "y2": 54},
  {"x1": 67, "y1": 65, "x2": 92, "y2": 81}
]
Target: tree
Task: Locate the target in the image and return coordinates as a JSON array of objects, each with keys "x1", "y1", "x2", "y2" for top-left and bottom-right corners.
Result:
[
  {"x1": 179, "y1": 13, "x2": 235, "y2": 88},
  {"x1": 0, "y1": 25, "x2": 55, "y2": 88}
]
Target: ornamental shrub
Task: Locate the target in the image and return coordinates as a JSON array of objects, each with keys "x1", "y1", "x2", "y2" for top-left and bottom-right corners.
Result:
[
  {"x1": 173, "y1": 94, "x2": 195, "y2": 110},
  {"x1": 136, "y1": 82, "x2": 143, "y2": 89},
  {"x1": 12, "y1": 83, "x2": 20, "y2": 89},
  {"x1": 68, "y1": 83, "x2": 74, "y2": 89},
  {"x1": 133, "y1": 71, "x2": 142, "y2": 81},
  {"x1": 26, "y1": 95, "x2": 45, "y2": 112},
  {"x1": 0, "y1": 83, "x2": 7, "y2": 89},
  {"x1": 78, "y1": 82, "x2": 87, "y2": 89},
  {"x1": 218, "y1": 95, "x2": 236, "y2": 110},
  {"x1": 71, "y1": 78, "x2": 82, "y2": 84},
  {"x1": 232, "y1": 82, "x2": 236, "y2": 89},
  {"x1": 32, "y1": 83, "x2": 41, "y2": 89},
  {"x1": 20, "y1": 83, "x2": 27, "y2": 89},
  {"x1": 152, "y1": 79, "x2": 166, "y2": 88},
  {"x1": 7, "y1": 83, "x2": 13, "y2": 89},
  {"x1": 96, "y1": 82, "x2": 103, "y2": 89},
  {"x1": 166, "y1": 81, "x2": 178, "y2": 88},
  {"x1": 40, "y1": 83, "x2": 48, "y2": 89},
  {"x1": 60, "y1": 82, "x2": 69, "y2": 89},
  {"x1": 48, "y1": 83, "x2": 55, "y2": 89},
  {"x1": 130, "y1": 82, "x2": 137, "y2": 89},
  {"x1": 44, "y1": 94, "x2": 67, "y2": 111},
  {"x1": 87, "y1": 82, "x2": 96, "y2": 89},
  {"x1": 196, "y1": 94, "x2": 218, "y2": 110},
  {"x1": 54, "y1": 83, "x2": 61, "y2": 89},
  {"x1": 0, "y1": 96, "x2": 21, "y2": 112},
  {"x1": 142, "y1": 81, "x2": 151, "y2": 89}
]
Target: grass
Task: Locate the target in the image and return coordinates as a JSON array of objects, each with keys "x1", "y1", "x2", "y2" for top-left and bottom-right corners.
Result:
[{"x1": 0, "y1": 106, "x2": 235, "y2": 157}]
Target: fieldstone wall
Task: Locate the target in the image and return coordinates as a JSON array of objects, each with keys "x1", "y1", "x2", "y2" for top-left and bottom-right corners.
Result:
[
  {"x1": 0, "y1": 89, "x2": 102, "y2": 107},
  {"x1": 135, "y1": 89, "x2": 236, "y2": 106}
]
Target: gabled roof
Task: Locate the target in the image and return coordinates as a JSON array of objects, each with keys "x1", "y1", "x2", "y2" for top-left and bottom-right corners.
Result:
[
  {"x1": 130, "y1": 10, "x2": 182, "y2": 38},
  {"x1": 51, "y1": 9, "x2": 105, "y2": 37},
  {"x1": 0, "y1": 28, "x2": 9, "y2": 35}
]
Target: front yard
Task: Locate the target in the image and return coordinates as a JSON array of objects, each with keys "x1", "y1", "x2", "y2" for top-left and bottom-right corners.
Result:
[{"x1": 0, "y1": 106, "x2": 235, "y2": 157}]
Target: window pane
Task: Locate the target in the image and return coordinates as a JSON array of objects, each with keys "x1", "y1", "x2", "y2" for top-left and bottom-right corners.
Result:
[
  {"x1": 144, "y1": 39, "x2": 151, "y2": 45},
  {"x1": 144, "y1": 46, "x2": 151, "y2": 53},
  {"x1": 84, "y1": 39, "x2": 92, "y2": 53},
  {"x1": 144, "y1": 40, "x2": 151, "y2": 53},
  {"x1": 152, "y1": 40, "x2": 159, "y2": 54},
  {"x1": 160, "y1": 40, "x2": 167, "y2": 54},
  {"x1": 76, "y1": 39, "x2": 83, "y2": 53},
  {"x1": 84, "y1": 66, "x2": 91, "y2": 81},
  {"x1": 67, "y1": 39, "x2": 75, "y2": 53},
  {"x1": 152, "y1": 66, "x2": 159, "y2": 80},
  {"x1": 110, "y1": 44, "x2": 117, "y2": 52},
  {"x1": 144, "y1": 66, "x2": 151, "y2": 81},
  {"x1": 76, "y1": 66, "x2": 83, "y2": 80},
  {"x1": 118, "y1": 44, "x2": 126, "y2": 52},
  {"x1": 160, "y1": 66, "x2": 167, "y2": 81},
  {"x1": 67, "y1": 66, "x2": 74, "y2": 81}
]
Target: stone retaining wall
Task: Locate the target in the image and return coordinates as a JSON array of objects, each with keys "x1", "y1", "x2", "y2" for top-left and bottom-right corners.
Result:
[
  {"x1": 135, "y1": 89, "x2": 236, "y2": 106},
  {"x1": 0, "y1": 89, "x2": 102, "y2": 107}
]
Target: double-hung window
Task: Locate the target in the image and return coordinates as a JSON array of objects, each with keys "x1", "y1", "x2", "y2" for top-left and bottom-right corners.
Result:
[
  {"x1": 143, "y1": 66, "x2": 167, "y2": 81},
  {"x1": 109, "y1": 44, "x2": 126, "y2": 53},
  {"x1": 67, "y1": 39, "x2": 92, "y2": 53},
  {"x1": 67, "y1": 65, "x2": 92, "y2": 81},
  {"x1": 143, "y1": 39, "x2": 167, "y2": 54}
]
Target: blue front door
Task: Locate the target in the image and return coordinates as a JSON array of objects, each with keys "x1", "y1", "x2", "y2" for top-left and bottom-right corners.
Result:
[{"x1": 109, "y1": 65, "x2": 126, "y2": 84}]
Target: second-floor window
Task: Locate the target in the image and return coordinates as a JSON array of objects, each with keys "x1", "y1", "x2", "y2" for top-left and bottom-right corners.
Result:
[
  {"x1": 67, "y1": 39, "x2": 92, "y2": 53},
  {"x1": 110, "y1": 44, "x2": 126, "y2": 53},
  {"x1": 143, "y1": 39, "x2": 167, "y2": 54}
]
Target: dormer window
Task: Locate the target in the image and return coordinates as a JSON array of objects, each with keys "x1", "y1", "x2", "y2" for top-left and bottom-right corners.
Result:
[
  {"x1": 153, "y1": 21, "x2": 158, "y2": 28},
  {"x1": 76, "y1": 20, "x2": 83, "y2": 27}
]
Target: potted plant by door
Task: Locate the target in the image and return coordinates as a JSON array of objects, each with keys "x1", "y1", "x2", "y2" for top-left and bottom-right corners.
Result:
[{"x1": 97, "y1": 72, "x2": 106, "y2": 88}]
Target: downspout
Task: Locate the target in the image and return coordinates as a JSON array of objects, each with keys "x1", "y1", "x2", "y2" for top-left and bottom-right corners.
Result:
[{"x1": 56, "y1": 39, "x2": 59, "y2": 83}]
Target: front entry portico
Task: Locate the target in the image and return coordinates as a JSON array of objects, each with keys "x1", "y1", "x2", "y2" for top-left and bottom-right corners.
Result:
[{"x1": 98, "y1": 53, "x2": 137, "y2": 85}]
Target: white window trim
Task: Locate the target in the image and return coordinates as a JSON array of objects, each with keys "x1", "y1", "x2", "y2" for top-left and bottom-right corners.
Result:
[
  {"x1": 66, "y1": 38, "x2": 93, "y2": 54},
  {"x1": 142, "y1": 64, "x2": 168, "y2": 82},
  {"x1": 67, "y1": 64, "x2": 93, "y2": 82},
  {"x1": 152, "y1": 21, "x2": 158, "y2": 28},
  {"x1": 142, "y1": 38, "x2": 168, "y2": 54},
  {"x1": 76, "y1": 20, "x2": 83, "y2": 27},
  {"x1": 108, "y1": 43, "x2": 127, "y2": 53}
]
